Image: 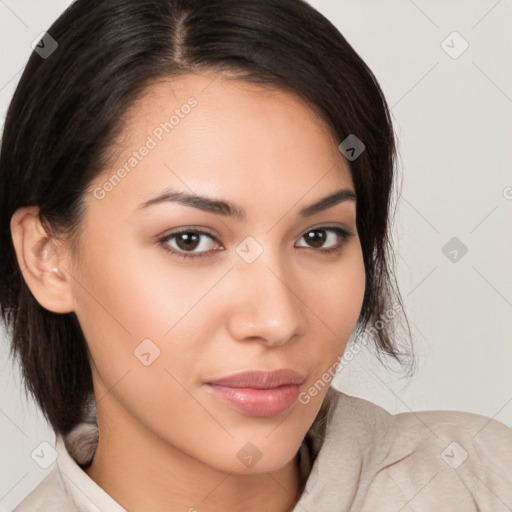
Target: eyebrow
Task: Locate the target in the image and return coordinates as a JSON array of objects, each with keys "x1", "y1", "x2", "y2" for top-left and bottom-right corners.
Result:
[{"x1": 136, "y1": 187, "x2": 356, "y2": 221}]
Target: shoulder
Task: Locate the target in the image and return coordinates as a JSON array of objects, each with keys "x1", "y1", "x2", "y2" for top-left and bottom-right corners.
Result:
[
  {"x1": 13, "y1": 467, "x2": 76, "y2": 511},
  {"x1": 394, "y1": 406, "x2": 512, "y2": 446},
  {"x1": 331, "y1": 391, "x2": 512, "y2": 510},
  {"x1": 390, "y1": 407, "x2": 512, "y2": 477},
  {"x1": 330, "y1": 390, "x2": 512, "y2": 463},
  {"x1": 389, "y1": 409, "x2": 512, "y2": 510}
]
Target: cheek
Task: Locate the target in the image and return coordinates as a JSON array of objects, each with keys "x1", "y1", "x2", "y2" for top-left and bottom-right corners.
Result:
[
  {"x1": 306, "y1": 246, "x2": 366, "y2": 387},
  {"x1": 70, "y1": 240, "x2": 225, "y2": 431},
  {"x1": 308, "y1": 243, "x2": 366, "y2": 339},
  {"x1": 70, "y1": 237, "x2": 228, "y2": 380},
  {"x1": 291, "y1": 244, "x2": 365, "y2": 410}
]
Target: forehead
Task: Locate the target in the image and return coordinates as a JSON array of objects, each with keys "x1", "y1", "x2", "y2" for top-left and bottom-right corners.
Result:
[{"x1": 90, "y1": 72, "x2": 353, "y2": 214}]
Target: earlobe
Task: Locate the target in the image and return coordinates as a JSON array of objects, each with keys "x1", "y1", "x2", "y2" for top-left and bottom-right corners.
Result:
[{"x1": 10, "y1": 206, "x2": 75, "y2": 314}]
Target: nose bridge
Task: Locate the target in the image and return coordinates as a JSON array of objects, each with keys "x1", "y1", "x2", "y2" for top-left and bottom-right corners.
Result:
[{"x1": 226, "y1": 243, "x2": 302, "y2": 346}]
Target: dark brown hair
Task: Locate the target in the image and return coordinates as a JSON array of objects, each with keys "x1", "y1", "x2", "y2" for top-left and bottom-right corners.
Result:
[{"x1": 0, "y1": 0, "x2": 413, "y2": 437}]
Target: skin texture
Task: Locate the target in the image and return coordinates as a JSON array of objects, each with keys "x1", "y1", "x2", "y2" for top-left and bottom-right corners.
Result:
[{"x1": 11, "y1": 72, "x2": 366, "y2": 511}]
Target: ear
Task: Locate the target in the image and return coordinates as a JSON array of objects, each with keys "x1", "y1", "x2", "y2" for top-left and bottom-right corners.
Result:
[{"x1": 10, "y1": 205, "x2": 75, "y2": 314}]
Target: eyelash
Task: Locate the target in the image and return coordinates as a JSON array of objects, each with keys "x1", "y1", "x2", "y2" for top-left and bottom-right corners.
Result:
[{"x1": 158, "y1": 226, "x2": 355, "y2": 260}]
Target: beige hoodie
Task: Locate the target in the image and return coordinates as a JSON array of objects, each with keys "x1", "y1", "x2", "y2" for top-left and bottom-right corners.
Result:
[{"x1": 14, "y1": 387, "x2": 512, "y2": 511}]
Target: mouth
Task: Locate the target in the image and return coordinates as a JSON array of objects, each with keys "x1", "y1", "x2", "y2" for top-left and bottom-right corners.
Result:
[{"x1": 203, "y1": 369, "x2": 306, "y2": 417}]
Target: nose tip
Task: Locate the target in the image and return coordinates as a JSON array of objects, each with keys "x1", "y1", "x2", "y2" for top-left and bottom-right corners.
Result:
[{"x1": 226, "y1": 262, "x2": 303, "y2": 347}]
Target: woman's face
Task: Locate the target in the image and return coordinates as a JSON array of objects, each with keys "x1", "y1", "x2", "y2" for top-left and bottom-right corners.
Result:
[{"x1": 69, "y1": 72, "x2": 366, "y2": 474}]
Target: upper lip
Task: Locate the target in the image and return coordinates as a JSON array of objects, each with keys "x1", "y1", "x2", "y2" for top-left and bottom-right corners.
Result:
[{"x1": 207, "y1": 369, "x2": 306, "y2": 389}]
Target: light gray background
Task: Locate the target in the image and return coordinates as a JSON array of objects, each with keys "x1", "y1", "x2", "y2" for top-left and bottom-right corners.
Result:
[{"x1": 1, "y1": 0, "x2": 511, "y2": 509}]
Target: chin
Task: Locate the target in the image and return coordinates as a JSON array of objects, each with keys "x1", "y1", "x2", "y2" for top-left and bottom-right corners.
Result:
[{"x1": 204, "y1": 435, "x2": 302, "y2": 475}]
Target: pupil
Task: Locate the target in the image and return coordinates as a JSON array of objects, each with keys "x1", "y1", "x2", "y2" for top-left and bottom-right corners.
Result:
[
  {"x1": 306, "y1": 230, "x2": 325, "y2": 248},
  {"x1": 177, "y1": 233, "x2": 199, "y2": 250}
]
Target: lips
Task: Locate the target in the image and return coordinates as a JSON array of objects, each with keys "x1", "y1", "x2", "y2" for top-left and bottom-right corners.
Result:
[
  {"x1": 203, "y1": 369, "x2": 306, "y2": 417},
  {"x1": 207, "y1": 368, "x2": 306, "y2": 388}
]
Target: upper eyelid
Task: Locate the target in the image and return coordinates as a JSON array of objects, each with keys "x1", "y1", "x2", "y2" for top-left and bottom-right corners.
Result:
[{"x1": 161, "y1": 227, "x2": 217, "y2": 243}]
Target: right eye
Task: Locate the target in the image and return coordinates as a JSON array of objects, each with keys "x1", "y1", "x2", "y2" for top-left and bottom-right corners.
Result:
[{"x1": 158, "y1": 229, "x2": 224, "y2": 260}]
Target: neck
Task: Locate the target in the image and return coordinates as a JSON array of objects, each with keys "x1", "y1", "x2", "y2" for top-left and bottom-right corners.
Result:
[{"x1": 83, "y1": 407, "x2": 308, "y2": 512}]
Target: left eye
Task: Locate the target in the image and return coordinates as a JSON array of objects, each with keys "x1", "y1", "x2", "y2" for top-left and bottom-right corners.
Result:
[{"x1": 296, "y1": 227, "x2": 351, "y2": 251}]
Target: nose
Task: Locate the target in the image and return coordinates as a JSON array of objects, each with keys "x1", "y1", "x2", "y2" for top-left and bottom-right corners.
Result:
[{"x1": 225, "y1": 252, "x2": 303, "y2": 348}]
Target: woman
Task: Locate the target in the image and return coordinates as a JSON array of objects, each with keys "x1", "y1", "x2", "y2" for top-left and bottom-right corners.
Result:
[{"x1": 1, "y1": 0, "x2": 510, "y2": 510}]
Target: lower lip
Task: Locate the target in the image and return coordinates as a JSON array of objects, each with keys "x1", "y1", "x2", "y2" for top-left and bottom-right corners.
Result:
[{"x1": 204, "y1": 383, "x2": 301, "y2": 417}]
